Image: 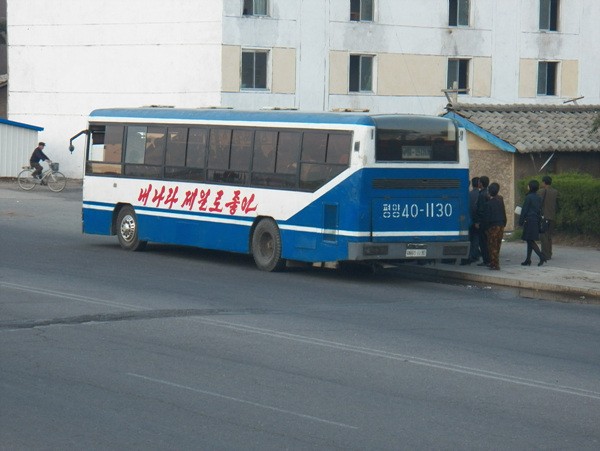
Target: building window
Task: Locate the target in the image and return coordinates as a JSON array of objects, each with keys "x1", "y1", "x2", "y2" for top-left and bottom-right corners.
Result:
[
  {"x1": 349, "y1": 55, "x2": 373, "y2": 93},
  {"x1": 243, "y1": 0, "x2": 268, "y2": 16},
  {"x1": 447, "y1": 58, "x2": 470, "y2": 91},
  {"x1": 241, "y1": 50, "x2": 268, "y2": 90},
  {"x1": 540, "y1": 0, "x2": 559, "y2": 31},
  {"x1": 449, "y1": 0, "x2": 469, "y2": 26},
  {"x1": 537, "y1": 61, "x2": 558, "y2": 95},
  {"x1": 350, "y1": 0, "x2": 373, "y2": 22}
]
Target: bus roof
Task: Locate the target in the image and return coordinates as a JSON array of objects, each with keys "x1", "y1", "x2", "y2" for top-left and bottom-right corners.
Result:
[{"x1": 89, "y1": 108, "x2": 450, "y2": 128}]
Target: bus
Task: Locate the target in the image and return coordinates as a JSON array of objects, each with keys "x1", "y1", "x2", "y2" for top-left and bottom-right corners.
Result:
[{"x1": 70, "y1": 107, "x2": 470, "y2": 271}]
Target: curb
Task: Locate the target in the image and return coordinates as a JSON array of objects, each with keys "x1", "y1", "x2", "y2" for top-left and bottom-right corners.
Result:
[{"x1": 398, "y1": 264, "x2": 600, "y2": 302}]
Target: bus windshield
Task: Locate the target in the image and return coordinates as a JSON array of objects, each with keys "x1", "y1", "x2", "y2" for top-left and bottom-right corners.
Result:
[{"x1": 374, "y1": 116, "x2": 458, "y2": 162}]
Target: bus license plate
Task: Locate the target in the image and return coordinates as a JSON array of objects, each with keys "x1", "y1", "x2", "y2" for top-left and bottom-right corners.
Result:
[{"x1": 406, "y1": 249, "x2": 427, "y2": 257}]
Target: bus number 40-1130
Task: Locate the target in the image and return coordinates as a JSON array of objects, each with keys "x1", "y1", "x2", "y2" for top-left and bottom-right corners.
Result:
[{"x1": 382, "y1": 202, "x2": 453, "y2": 219}]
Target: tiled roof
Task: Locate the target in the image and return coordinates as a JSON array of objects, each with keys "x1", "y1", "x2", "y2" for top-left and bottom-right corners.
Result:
[{"x1": 448, "y1": 104, "x2": 600, "y2": 153}]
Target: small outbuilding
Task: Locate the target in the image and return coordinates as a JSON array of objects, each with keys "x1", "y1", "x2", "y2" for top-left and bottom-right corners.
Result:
[
  {"x1": 444, "y1": 104, "x2": 600, "y2": 230},
  {"x1": 0, "y1": 118, "x2": 44, "y2": 177}
]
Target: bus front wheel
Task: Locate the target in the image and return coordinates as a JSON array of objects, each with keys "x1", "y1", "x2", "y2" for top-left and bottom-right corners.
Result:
[
  {"x1": 116, "y1": 206, "x2": 147, "y2": 252},
  {"x1": 252, "y1": 219, "x2": 285, "y2": 272}
]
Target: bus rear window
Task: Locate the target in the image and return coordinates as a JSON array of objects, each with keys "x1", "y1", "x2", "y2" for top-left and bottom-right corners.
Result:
[{"x1": 374, "y1": 116, "x2": 458, "y2": 162}]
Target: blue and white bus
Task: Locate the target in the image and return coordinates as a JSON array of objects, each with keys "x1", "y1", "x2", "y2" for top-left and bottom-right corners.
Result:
[{"x1": 70, "y1": 107, "x2": 470, "y2": 271}]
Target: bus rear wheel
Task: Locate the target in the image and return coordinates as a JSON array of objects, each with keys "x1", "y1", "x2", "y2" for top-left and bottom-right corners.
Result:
[
  {"x1": 252, "y1": 219, "x2": 285, "y2": 272},
  {"x1": 116, "y1": 206, "x2": 147, "y2": 251}
]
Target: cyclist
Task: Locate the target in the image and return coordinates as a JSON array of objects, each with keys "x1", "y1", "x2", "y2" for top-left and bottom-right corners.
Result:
[{"x1": 30, "y1": 142, "x2": 52, "y2": 180}]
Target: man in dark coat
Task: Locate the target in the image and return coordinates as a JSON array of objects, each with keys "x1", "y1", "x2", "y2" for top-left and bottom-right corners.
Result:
[
  {"x1": 29, "y1": 142, "x2": 51, "y2": 179},
  {"x1": 462, "y1": 177, "x2": 481, "y2": 265},
  {"x1": 473, "y1": 176, "x2": 490, "y2": 266}
]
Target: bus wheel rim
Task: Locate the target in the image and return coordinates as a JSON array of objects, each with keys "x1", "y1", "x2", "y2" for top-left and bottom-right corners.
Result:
[
  {"x1": 259, "y1": 232, "x2": 273, "y2": 258},
  {"x1": 121, "y1": 215, "x2": 136, "y2": 242}
]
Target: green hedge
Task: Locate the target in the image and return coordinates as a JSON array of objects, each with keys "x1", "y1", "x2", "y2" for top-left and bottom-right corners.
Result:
[{"x1": 517, "y1": 172, "x2": 600, "y2": 238}]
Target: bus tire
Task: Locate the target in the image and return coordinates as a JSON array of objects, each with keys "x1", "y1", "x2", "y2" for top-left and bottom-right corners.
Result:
[
  {"x1": 116, "y1": 206, "x2": 147, "y2": 252},
  {"x1": 251, "y1": 218, "x2": 286, "y2": 272}
]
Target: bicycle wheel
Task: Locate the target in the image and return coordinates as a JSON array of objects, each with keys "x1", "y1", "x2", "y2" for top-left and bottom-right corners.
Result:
[
  {"x1": 46, "y1": 172, "x2": 67, "y2": 192},
  {"x1": 17, "y1": 169, "x2": 37, "y2": 190}
]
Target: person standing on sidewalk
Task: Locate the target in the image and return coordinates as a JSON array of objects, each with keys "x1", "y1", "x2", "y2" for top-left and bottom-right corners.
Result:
[
  {"x1": 519, "y1": 179, "x2": 547, "y2": 266},
  {"x1": 538, "y1": 175, "x2": 558, "y2": 260},
  {"x1": 462, "y1": 177, "x2": 481, "y2": 265},
  {"x1": 484, "y1": 182, "x2": 507, "y2": 270},
  {"x1": 474, "y1": 175, "x2": 490, "y2": 266}
]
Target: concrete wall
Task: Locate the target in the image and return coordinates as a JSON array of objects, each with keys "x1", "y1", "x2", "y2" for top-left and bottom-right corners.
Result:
[
  {"x1": 8, "y1": 0, "x2": 224, "y2": 177},
  {"x1": 467, "y1": 133, "x2": 516, "y2": 230}
]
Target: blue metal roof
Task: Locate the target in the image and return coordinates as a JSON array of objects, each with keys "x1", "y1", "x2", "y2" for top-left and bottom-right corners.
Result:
[
  {"x1": 90, "y1": 108, "x2": 404, "y2": 127},
  {"x1": 443, "y1": 111, "x2": 517, "y2": 153},
  {"x1": 0, "y1": 118, "x2": 44, "y2": 132}
]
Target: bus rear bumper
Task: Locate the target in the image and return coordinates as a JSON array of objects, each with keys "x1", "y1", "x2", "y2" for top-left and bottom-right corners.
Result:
[{"x1": 347, "y1": 241, "x2": 470, "y2": 261}]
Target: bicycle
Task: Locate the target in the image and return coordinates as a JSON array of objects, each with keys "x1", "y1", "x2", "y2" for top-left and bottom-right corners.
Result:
[{"x1": 17, "y1": 162, "x2": 67, "y2": 192}]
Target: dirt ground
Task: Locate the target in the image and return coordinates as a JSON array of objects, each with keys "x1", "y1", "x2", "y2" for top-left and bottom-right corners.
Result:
[
  {"x1": 553, "y1": 232, "x2": 600, "y2": 249},
  {"x1": 505, "y1": 230, "x2": 600, "y2": 250}
]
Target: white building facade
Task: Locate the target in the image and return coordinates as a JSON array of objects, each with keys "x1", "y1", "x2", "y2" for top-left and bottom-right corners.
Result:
[{"x1": 7, "y1": 0, "x2": 600, "y2": 177}]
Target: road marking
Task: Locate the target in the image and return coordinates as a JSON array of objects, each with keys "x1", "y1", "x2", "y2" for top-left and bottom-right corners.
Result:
[
  {"x1": 194, "y1": 317, "x2": 600, "y2": 402},
  {"x1": 0, "y1": 281, "x2": 142, "y2": 310},
  {"x1": 127, "y1": 372, "x2": 358, "y2": 430},
  {"x1": 5, "y1": 281, "x2": 599, "y2": 402}
]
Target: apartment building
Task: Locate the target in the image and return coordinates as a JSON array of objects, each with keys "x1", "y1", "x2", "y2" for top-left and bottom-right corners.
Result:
[{"x1": 6, "y1": 0, "x2": 600, "y2": 177}]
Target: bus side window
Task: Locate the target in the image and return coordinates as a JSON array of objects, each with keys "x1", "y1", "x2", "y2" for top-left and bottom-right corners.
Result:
[
  {"x1": 89, "y1": 126, "x2": 105, "y2": 162},
  {"x1": 165, "y1": 127, "x2": 187, "y2": 166},
  {"x1": 251, "y1": 130, "x2": 277, "y2": 187},
  {"x1": 276, "y1": 131, "x2": 301, "y2": 175},
  {"x1": 324, "y1": 133, "x2": 352, "y2": 182},
  {"x1": 326, "y1": 133, "x2": 351, "y2": 165},
  {"x1": 207, "y1": 128, "x2": 232, "y2": 182},
  {"x1": 86, "y1": 124, "x2": 124, "y2": 175},
  {"x1": 125, "y1": 126, "x2": 147, "y2": 164},
  {"x1": 165, "y1": 127, "x2": 208, "y2": 181},
  {"x1": 145, "y1": 127, "x2": 167, "y2": 165},
  {"x1": 299, "y1": 131, "x2": 330, "y2": 191},
  {"x1": 187, "y1": 128, "x2": 208, "y2": 168},
  {"x1": 164, "y1": 127, "x2": 192, "y2": 180},
  {"x1": 300, "y1": 163, "x2": 329, "y2": 191},
  {"x1": 125, "y1": 125, "x2": 161, "y2": 178},
  {"x1": 252, "y1": 130, "x2": 277, "y2": 173},
  {"x1": 228, "y1": 129, "x2": 253, "y2": 184},
  {"x1": 104, "y1": 125, "x2": 124, "y2": 163},
  {"x1": 301, "y1": 132, "x2": 327, "y2": 163}
]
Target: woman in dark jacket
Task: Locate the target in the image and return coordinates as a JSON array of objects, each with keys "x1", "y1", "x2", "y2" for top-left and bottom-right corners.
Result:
[
  {"x1": 519, "y1": 180, "x2": 547, "y2": 266},
  {"x1": 485, "y1": 183, "x2": 507, "y2": 270}
]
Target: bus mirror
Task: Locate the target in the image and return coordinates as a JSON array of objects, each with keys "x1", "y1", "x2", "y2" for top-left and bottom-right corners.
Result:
[
  {"x1": 354, "y1": 142, "x2": 360, "y2": 152},
  {"x1": 68, "y1": 129, "x2": 90, "y2": 153}
]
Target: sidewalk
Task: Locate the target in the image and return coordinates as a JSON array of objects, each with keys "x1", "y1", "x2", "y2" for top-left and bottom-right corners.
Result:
[{"x1": 402, "y1": 240, "x2": 600, "y2": 301}]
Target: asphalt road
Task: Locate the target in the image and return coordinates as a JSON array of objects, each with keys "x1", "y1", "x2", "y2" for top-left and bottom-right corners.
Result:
[{"x1": 1, "y1": 181, "x2": 600, "y2": 450}]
